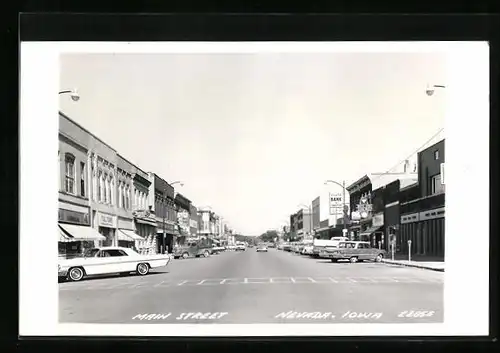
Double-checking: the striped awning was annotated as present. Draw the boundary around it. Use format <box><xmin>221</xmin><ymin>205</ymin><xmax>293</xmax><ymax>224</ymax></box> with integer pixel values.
<box><xmin>58</xmin><ymin>224</ymin><xmax>106</xmax><ymax>242</ymax></box>
<box><xmin>117</xmin><ymin>229</ymin><xmax>143</xmax><ymax>241</ymax></box>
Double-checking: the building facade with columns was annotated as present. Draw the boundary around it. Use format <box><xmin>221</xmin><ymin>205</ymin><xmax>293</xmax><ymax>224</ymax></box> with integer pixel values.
<box><xmin>131</xmin><ymin>166</ymin><xmax>157</xmax><ymax>254</ymax></box>
<box><xmin>149</xmin><ymin>173</ymin><xmax>177</xmax><ymax>254</ymax></box>
<box><xmin>189</xmin><ymin>204</ymin><xmax>198</xmax><ymax>238</ymax></box>
<box><xmin>175</xmin><ymin>193</ymin><xmax>192</xmax><ymax>245</ymax></box>
<box><xmin>58</xmin><ymin>112</ymin><xmax>105</xmax><ymax>258</ymax></box>
<box><xmin>114</xmin><ymin>155</ymin><xmax>142</xmax><ymax>249</ymax></box>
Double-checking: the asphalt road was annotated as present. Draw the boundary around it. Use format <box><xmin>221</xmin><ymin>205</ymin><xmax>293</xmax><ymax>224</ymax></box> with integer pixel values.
<box><xmin>59</xmin><ymin>248</ymin><xmax>444</xmax><ymax>324</ymax></box>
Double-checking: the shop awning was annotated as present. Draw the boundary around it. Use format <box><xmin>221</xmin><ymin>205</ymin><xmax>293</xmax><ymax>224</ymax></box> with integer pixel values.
<box><xmin>58</xmin><ymin>224</ymin><xmax>106</xmax><ymax>242</ymax></box>
<box><xmin>360</xmin><ymin>225</ymin><xmax>383</xmax><ymax>237</ymax></box>
<box><xmin>59</xmin><ymin>228</ymin><xmax>73</xmax><ymax>242</ymax></box>
<box><xmin>117</xmin><ymin>229</ymin><xmax>143</xmax><ymax>241</ymax></box>
<box><xmin>135</xmin><ymin>218</ymin><xmax>157</xmax><ymax>226</ymax></box>
<box><xmin>157</xmin><ymin>229</ymin><xmax>181</xmax><ymax>236</ymax></box>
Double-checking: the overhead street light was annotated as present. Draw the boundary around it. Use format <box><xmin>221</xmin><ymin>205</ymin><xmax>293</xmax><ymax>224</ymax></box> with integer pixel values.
<box><xmin>59</xmin><ymin>88</ymin><xmax>80</xmax><ymax>102</ymax></box>
<box><xmin>425</xmin><ymin>84</ymin><xmax>446</xmax><ymax>96</ymax></box>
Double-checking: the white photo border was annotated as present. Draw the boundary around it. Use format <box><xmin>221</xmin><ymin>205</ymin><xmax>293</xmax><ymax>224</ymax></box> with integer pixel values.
<box><xmin>19</xmin><ymin>41</ymin><xmax>490</xmax><ymax>336</ymax></box>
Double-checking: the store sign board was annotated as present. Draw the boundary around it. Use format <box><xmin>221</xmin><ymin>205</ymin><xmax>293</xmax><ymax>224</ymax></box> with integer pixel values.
<box><xmin>58</xmin><ymin>209</ymin><xmax>90</xmax><ymax>225</ymax></box>
<box><xmin>372</xmin><ymin>213</ymin><xmax>384</xmax><ymax>227</ymax></box>
<box><xmin>98</xmin><ymin>213</ymin><xmax>117</xmax><ymax>228</ymax></box>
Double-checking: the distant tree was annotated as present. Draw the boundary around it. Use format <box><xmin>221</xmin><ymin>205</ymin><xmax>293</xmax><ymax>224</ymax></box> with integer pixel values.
<box><xmin>259</xmin><ymin>230</ymin><xmax>278</xmax><ymax>243</ymax></box>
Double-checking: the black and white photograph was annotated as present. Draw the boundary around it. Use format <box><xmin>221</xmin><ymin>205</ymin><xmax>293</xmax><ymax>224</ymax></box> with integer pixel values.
<box><xmin>20</xmin><ymin>41</ymin><xmax>489</xmax><ymax>337</ymax></box>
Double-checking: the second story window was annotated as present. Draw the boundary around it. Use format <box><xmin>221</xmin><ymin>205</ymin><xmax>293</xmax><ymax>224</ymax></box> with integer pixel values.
<box><xmin>80</xmin><ymin>162</ymin><xmax>85</xmax><ymax>197</ymax></box>
<box><xmin>64</xmin><ymin>153</ymin><xmax>76</xmax><ymax>194</ymax></box>
<box><xmin>121</xmin><ymin>183</ymin><xmax>126</xmax><ymax>209</ymax></box>
<box><xmin>434</xmin><ymin>150</ymin><xmax>439</xmax><ymax>160</ymax></box>
<box><xmin>430</xmin><ymin>174</ymin><xmax>444</xmax><ymax>195</ymax></box>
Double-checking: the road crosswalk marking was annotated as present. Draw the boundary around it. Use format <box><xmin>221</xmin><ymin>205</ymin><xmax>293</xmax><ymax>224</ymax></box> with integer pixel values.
<box><xmin>59</xmin><ymin>276</ymin><xmax>443</xmax><ymax>291</ymax></box>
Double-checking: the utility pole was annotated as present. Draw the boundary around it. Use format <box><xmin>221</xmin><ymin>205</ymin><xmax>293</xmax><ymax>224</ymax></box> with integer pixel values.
<box><xmin>162</xmin><ymin>189</ymin><xmax>166</xmax><ymax>254</ymax></box>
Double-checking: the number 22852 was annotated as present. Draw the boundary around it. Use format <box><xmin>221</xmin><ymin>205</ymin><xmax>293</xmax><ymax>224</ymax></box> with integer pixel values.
<box><xmin>398</xmin><ymin>310</ymin><xmax>435</xmax><ymax>318</ymax></box>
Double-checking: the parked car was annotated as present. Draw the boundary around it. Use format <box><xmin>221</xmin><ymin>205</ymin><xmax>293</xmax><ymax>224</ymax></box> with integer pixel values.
<box><xmin>319</xmin><ymin>241</ymin><xmax>386</xmax><ymax>263</ymax></box>
<box><xmin>58</xmin><ymin>246</ymin><xmax>172</xmax><ymax>282</ymax></box>
<box><xmin>313</xmin><ymin>237</ymin><xmax>348</xmax><ymax>258</ymax></box>
<box><xmin>173</xmin><ymin>241</ymin><xmax>213</xmax><ymax>259</ymax></box>
<box><xmin>256</xmin><ymin>244</ymin><xmax>268</xmax><ymax>252</ymax></box>
<box><xmin>211</xmin><ymin>244</ymin><xmax>226</xmax><ymax>254</ymax></box>
<box><xmin>302</xmin><ymin>244</ymin><xmax>314</xmax><ymax>255</ymax></box>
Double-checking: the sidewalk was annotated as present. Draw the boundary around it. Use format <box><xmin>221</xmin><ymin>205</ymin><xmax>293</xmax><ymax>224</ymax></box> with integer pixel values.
<box><xmin>382</xmin><ymin>254</ymin><xmax>445</xmax><ymax>272</ymax></box>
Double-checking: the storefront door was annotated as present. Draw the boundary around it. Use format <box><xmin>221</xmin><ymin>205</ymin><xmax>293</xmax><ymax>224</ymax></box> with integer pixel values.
<box><xmin>99</xmin><ymin>227</ymin><xmax>112</xmax><ymax>246</ymax></box>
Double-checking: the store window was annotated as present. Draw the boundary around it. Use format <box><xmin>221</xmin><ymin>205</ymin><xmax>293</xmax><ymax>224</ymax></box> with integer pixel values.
<box><xmin>80</xmin><ymin>162</ymin><xmax>85</xmax><ymax>197</ymax></box>
<box><xmin>430</xmin><ymin>174</ymin><xmax>444</xmax><ymax>195</ymax></box>
<box><xmin>64</xmin><ymin>153</ymin><xmax>76</xmax><ymax>194</ymax></box>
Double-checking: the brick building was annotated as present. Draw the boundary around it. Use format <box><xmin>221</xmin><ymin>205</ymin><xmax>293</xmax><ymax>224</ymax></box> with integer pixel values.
<box><xmin>398</xmin><ymin>140</ymin><xmax>445</xmax><ymax>258</ymax></box>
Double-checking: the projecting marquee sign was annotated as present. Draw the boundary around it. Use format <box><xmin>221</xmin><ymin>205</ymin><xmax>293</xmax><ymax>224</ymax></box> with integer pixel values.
<box><xmin>356</xmin><ymin>196</ymin><xmax>373</xmax><ymax>219</ymax></box>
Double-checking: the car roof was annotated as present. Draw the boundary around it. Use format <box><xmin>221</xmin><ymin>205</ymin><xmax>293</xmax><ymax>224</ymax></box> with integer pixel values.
<box><xmin>92</xmin><ymin>246</ymin><xmax>130</xmax><ymax>251</ymax></box>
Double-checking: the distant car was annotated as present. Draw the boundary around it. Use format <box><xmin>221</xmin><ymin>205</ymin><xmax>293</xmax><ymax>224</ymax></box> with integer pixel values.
<box><xmin>256</xmin><ymin>244</ymin><xmax>268</xmax><ymax>252</ymax></box>
<box><xmin>268</xmin><ymin>243</ymin><xmax>276</xmax><ymax>248</ymax></box>
<box><xmin>235</xmin><ymin>244</ymin><xmax>246</xmax><ymax>251</ymax></box>
<box><xmin>173</xmin><ymin>242</ymin><xmax>212</xmax><ymax>259</ymax></box>
<box><xmin>58</xmin><ymin>246</ymin><xmax>172</xmax><ymax>282</ymax></box>
<box><xmin>319</xmin><ymin>241</ymin><xmax>386</xmax><ymax>263</ymax></box>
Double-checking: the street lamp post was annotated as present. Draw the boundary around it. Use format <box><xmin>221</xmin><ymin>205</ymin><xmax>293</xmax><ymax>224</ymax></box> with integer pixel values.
<box><xmin>324</xmin><ymin>180</ymin><xmax>348</xmax><ymax>236</ymax></box>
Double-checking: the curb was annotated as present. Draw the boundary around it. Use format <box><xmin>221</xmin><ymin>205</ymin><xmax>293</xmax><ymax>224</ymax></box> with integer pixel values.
<box><xmin>381</xmin><ymin>260</ymin><xmax>445</xmax><ymax>272</ymax></box>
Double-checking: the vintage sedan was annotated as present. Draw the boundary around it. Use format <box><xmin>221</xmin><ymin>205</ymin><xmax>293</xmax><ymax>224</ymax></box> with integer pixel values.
<box><xmin>58</xmin><ymin>246</ymin><xmax>172</xmax><ymax>282</ymax></box>
<box><xmin>319</xmin><ymin>241</ymin><xmax>386</xmax><ymax>263</ymax></box>
<box><xmin>256</xmin><ymin>244</ymin><xmax>268</xmax><ymax>252</ymax></box>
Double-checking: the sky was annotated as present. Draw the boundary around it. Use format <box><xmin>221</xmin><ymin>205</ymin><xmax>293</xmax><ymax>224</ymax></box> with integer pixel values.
<box><xmin>59</xmin><ymin>52</ymin><xmax>446</xmax><ymax>236</ymax></box>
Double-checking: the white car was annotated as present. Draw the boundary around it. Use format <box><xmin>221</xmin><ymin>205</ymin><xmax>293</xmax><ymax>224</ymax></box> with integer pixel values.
<box><xmin>58</xmin><ymin>246</ymin><xmax>172</xmax><ymax>282</ymax></box>
<box><xmin>301</xmin><ymin>244</ymin><xmax>314</xmax><ymax>255</ymax></box>
<box><xmin>256</xmin><ymin>244</ymin><xmax>268</xmax><ymax>252</ymax></box>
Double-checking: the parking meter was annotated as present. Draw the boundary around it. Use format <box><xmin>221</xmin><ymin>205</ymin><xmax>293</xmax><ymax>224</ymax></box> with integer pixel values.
<box><xmin>407</xmin><ymin>240</ymin><xmax>412</xmax><ymax>262</ymax></box>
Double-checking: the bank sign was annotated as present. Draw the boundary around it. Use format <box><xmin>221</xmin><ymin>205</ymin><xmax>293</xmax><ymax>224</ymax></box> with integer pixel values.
<box><xmin>329</xmin><ymin>193</ymin><xmax>343</xmax><ymax>215</ymax></box>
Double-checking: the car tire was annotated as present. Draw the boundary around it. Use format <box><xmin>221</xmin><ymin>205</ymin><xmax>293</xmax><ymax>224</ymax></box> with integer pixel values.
<box><xmin>349</xmin><ymin>257</ymin><xmax>358</xmax><ymax>263</ymax></box>
<box><xmin>136</xmin><ymin>263</ymin><xmax>150</xmax><ymax>276</ymax></box>
<box><xmin>67</xmin><ymin>267</ymin><xmax>84</xmax><ymax>282</ymax></box>
<box><xmin>182</xmin><ymin>252</ymin><xmax>189</xmax><ymax>259</ymax></box>
<box><xmin>203</xmin><ymin>250</ymin><xmax>210</xmax><ymax>258</ymax></box>
<box><xmin>375</xmin><ymin>254</ymin><xmax>383</xmax><ymax>262</ymax></box>
<box><xmin>331</xmin><ymin>259</ymin><xmax>338</xmax><ymax>263</ymax></box>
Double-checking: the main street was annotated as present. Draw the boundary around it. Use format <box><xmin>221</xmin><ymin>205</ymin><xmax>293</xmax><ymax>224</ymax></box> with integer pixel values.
<box><xmin>59</xmin><ymin>248</ymin><xmax>444</xmax><ymax>324</ymax></box>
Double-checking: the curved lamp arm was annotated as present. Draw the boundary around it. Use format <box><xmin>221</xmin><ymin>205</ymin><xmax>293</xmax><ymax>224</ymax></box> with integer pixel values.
<box><xmin>324</xmin><ymin>180</ymin><xmax>345</xmax><ymax>190</ymax></box>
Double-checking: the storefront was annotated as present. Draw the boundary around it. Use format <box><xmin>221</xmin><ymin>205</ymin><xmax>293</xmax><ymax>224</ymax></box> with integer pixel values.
<box><xmin>156</xmin><ymin>221</ymin><xmax>178</xmax><ymax>254</ymax></box>
<box><xmin>58</xmin><ymin>203</ymin><xmax>105</xmax><ymax>258</ymax></box>
<box><xmin>133</xmin><ymin>209</ymin><xmax>157</xmax><ymax>255</ymax></box>
<box><xmin>95</xmin><ymin>211</ymin><xmax>117</xmax><ymax>246</ymax></box>
<box><xmin>116</xmin><ymin>216</ymin><xmax>142</xmax><ymax>250</ymax></box>
<box><xmin>362</xmin><ymin>212</ymin><xmax>384</xmax><ymax>248</ymax></box>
